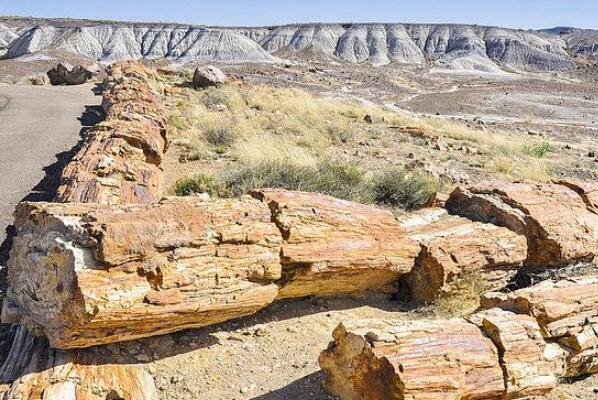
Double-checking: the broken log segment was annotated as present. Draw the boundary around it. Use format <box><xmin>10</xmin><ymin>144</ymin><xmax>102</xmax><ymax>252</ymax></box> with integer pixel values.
<box><xmin>319</xmin><ymin>277</ymin><xmax>598</xmax><ymax>400</ymax></box>
<box><xmin>251</xmin><ymin>189</ymin><xmax>420</xmax><ymax>299</ymax></box>
<box><xmin>399</xmin><ymin>208</ymin><xmax>527</xmax><ymax>302</ymax></box>
<box><xmin>55</xmin><ymin>60</ymin><xmax>168</xmax><ymax>205</ymax></box>
<box><xmin>482</xmin><ymin>276</ymin><xmax>598</xmax><ymax>377</ymax></box>
<box><xmin>3</xmin><ymin>197</ymin><xmax>282</xmax><ymax>348</ymax></box>
<box><xmin>319</xmin><ymin>318</ymin><xmax>505</xmax><ymax>400</ymax></box>
<box><xmin>446</xmin><ymin>181</ymin><xmax>598</xmax><ymax>267</ymax></box>
<box><xmin>468</xmin><ymin>309</ymin><xmax>562</xmax><ymax>398</ymax></box>
<box><xmin>0</xmin><ymin>326</ymin><xmax>157</xmax><ymax>400</ymax></box>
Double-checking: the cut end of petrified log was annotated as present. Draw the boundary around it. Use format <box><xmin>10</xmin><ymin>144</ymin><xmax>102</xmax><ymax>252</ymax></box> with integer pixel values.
<box><xmin>399</xmin><ymin>208</ymin><xmax>527</xmax><ymax>302</ymax></box>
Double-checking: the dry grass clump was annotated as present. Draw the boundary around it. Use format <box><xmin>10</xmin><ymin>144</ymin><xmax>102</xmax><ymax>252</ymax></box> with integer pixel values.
<box><xmin>373</xmin><ymin>168</ymin><xmax>439</xmax><ymax>210</ymax></box>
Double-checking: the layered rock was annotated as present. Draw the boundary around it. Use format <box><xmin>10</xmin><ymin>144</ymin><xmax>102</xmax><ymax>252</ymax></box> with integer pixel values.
<box><xmin>46</xmin><ymin>62</ymin><xmax>93</xmax><ymax>85</ymax></box>
<box><xmin>320</xmin><ymin>277</ymin><xmax>598</xmax><ymax>400</ymax></box>
<box><xmin>446</xmin><ymin>181</ymin><xmax>598</xmax><ymax>267</ymax></box>
<box><xmin>5</xmin><ymin>21</ymin><xmax>577</xmax><ymax>71</ymax></box>
<box><xmin>251</xmin><ymin>189</ymin><xmax>420</xmax><ymax>299</ymax></box>
<box><xmin>399</xmin><ymin>208</ymin><xmax>527</xmax><ymax>302</ymax></box>
<box><xmin>469</xmin><ymin>309</ymin><xmax>562</xmax><ymax>398</ymax></box>
<box><xmin>3</xmin><ymin>197</ymin><xmax>282</xmax><ymax>348</ymax></box>
<box><xmin>0</xmin><ymin>326</ymin><xmax>157</xmax><ymax>400</ymax></box>
<box><xmin>319</xmin><ymin>318</ymin><xmax>505</xmax><ymax>400</ymax></box>
<box><xmin>482</xmin><ymin>276</ymin><xmax>598</xmax><ymax>377</ymax></box>
<box><xmin>55</xmin><ymin>61</ymin><xmax>168</xmax><ymax>205</ymax></box>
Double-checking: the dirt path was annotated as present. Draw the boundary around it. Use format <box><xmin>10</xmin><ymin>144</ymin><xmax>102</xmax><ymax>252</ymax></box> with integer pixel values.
<box><xmin>0</xmin><ymin>83</ymin><xmax>100</xmax><ymax>262</ymax></box>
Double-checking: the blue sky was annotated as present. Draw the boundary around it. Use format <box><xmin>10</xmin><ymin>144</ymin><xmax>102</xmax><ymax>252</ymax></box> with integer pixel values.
<box><xmin>1</xmin><ymin>0</ymin><xmax>597</xmax><ymax>29</ymax></box>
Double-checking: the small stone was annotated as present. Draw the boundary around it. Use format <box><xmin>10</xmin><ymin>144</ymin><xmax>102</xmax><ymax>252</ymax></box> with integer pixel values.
<box><xmin>364</xmin><ymin>114</ymin><xmax>374</xmax><ymax>124</ymax></box>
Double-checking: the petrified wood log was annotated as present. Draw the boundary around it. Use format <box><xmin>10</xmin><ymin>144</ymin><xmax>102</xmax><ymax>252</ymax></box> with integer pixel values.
<box><xmin>55</xmin><ymin>61</ymin><xmax>168</xmax><ymax>205</ymax></box>
<box><xmin>0</xmin><ymin>326</ymin><xmax>157</xmax><ymax>400</ymax></box>
<box><xmin>3</xmin><ymin>197</ymin><xmax>282</xmax><ymax>348</ymax></box>
<box><xmin>399</xmin><ymin>208</ymin><xmax>527</xmax><ymax>302</ymax></box>
<box><xmin>468</xmin><ymin>309</ymin><xmax>562</xmax><ymax>398</ymax></box>
<box><xmin>319</xmin><ymin>318</ymin><xmax>505</xmax><ymax>400</ymax></box>
<box><xmin>482</xmin><ymin>276</ymin><xmax>598</xmax><ymax>377</ymax></box>
<box><xmin>251</xmin><ymin>189</ymin><xmax>420</xmax><ymax>299</ymax></box>
<box><xmin>446</xmin><ymin>181</ymin><xmax>598</xmax><ymax>267</ymax></box>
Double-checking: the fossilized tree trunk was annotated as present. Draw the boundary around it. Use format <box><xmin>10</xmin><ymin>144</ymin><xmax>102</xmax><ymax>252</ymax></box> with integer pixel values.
<box><xmin>398</xmin><ymin>208</ymin><xmax>527</xmax><ymax>302</ymax></box>
<box><xmin>55</xmin><ymin>60</ymin><xmax>167</xmax><ymax>205</ymax></box>
<box><xmin>0</xmin><ymin>60</ymin><xmax>165</xmax><ymax>399</ymax></box>
<box><xmin>320</xmin><ymin>277</ymin><xmax>598</xmax><ymax>400</ymax></box>
<box><xmin>251</xmin><ymin>189</ymin><xmax>420</xmax><ymax>299</ymax></box>
<box><xmin>446</xmin><ymin>181</ymin><xmax>598</xmax><ymax>267</ymax></box>
<box><xmin>482</xmin><ymin>276</ymin><xmax>598</xmax><ymax>377</ymax></box>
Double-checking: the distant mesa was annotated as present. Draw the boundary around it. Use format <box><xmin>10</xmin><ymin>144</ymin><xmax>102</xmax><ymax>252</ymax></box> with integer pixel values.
<box><xmin>1</xmin><ymin>17</ymin><xmax>597</xmax><ymax>72</ymax></box>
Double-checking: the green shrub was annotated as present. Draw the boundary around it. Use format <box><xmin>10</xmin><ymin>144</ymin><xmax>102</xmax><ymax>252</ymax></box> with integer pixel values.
<box><xmin>201</xmin><ymin>86</ymin><xmax>246</xmax><ymax>112</ymax></box>
<box><xmin>172</xmin><ymin>173</ymin><xmax>228</xmax><ymax>197</ymax></box>
<box><xmin>373</xmin><ymin>168</ymin><xmax>439</xmax><ymax>210</ymax></box>
<box><xmin>524</xmin><ymin>141</ymin><xmax>552</xmax><ymax>158</ymax></box>
<box><xmin>219</xmin><ymin>159</ymin><xmax>368</xmax><ymax>201</ymax></box>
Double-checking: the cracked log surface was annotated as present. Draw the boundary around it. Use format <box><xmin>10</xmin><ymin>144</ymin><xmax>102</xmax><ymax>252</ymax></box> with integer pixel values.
<box><xmin>482</xmin><ymin>276</ymin><xmax>598</xmax><ymax>377</ymax></box>
<box><xmin>55</xmin><ymin>61</ymin><xmax>167</xmax><ymax>205</ymax></box>
<box><xmin>399</xmin><ymin>208</ymin><xmax>527</xmax><ymax>302</ymax></box>
<box><xmin>446</xmin><ymin>181</ymin><xmax>598</xmax><ymax>267</ymax></box>
<box><xmin>3</xmin><ymin>197</ymin><xmax>282</xmax><ymax>348</ymax></box>
<box><xmin>251</xmin><ymin>189</ymin><xmax>420</xmax><ymax>299</ymax></box>
<box><xmin>320</xmin><ymin>277</ymin><xmax>598</xmax><ymax>400</ymax></box>
<box><xmin>2</xmin><ymin>189</ymin><xmax>423</xmax><ymax>348</ymax></box>
<box><xmin>319</xmin><ymin>318</ymin><xmax>505</xmax><ymax>400</ymax></box>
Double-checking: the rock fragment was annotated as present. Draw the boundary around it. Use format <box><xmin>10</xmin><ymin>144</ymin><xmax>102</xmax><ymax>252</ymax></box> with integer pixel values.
<box><xmin>193</xmin><ymin>65</ymin><xmax>227</xmax><ymax>88</ymax></box>
<box><xmin>47</xmin><ymin>62</ymin><xmax>94</xmax><ymax>85</ymax></box>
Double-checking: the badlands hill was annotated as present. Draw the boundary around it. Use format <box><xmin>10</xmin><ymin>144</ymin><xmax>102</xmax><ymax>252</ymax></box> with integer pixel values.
<box><xmin>0</xmin><ymin>17</ymin><xmax>598</xmax><ymax>72</ymax></box>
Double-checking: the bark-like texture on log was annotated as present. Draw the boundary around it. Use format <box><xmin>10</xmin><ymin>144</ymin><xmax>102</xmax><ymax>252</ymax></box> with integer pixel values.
<box><xmin>55</xmin><ymin>60</ymin><xmax>168</xmax><ymax>205</ymax></box>
<box><xmin>482</xmin><ymin>276</ymin><xmax>598</xmax><ymax>377</ymax></box>
<box><xmin>3</xmin><ymin>197</ymin><xmax>282</xmax><ymax>348</ymax></box>
<box><xmin>469</xmin><ymin>309</ymin><xmax>561</xmax><ymax>398</ymax></box>
<box><xmin>446</xmin><ymin>181</ymin><xmax>598</xmax><ymax>267</ymax></box>
<box><xmin>399</xmin><ymin>208</ymin><xmax>527</xmax><ymax>302</ymax></box>
<box><xmin>251</xmin><ymin>189</ymin><xmax>420</xmax><ymax>299</ymax></box>
<box><xmin>0</xmin><ymin>326</ymin><xmax>156</xmax><ymax>400</ymax></box>
<box><xmin>319</xmin><ymin>319</ymin><xmax>505</xmax><ymax>400</ymax></box>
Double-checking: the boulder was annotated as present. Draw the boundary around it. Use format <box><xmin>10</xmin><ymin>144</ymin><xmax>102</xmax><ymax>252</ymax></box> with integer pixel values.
<box><xmin>47</xmin><ymin>62</ymin><xmax>94</xmax><ymax>85</ymax></box>
<box><xmin>251</xmin><ymin>189</ymin><xmax>420</xmax><ymax>299</ymax></box>
<box><xmin>399</xmin><ymin>208</ymin><xmax>527</xmax><ymax>302</ymax></box>
<box><xmin>192</xmin><ymin>65</ymin><xmax>227</xmax><ymax>88</ymax></box>
<box><xmin>446</xmin><ymin>181</ymin><xmax>598</xmax><ymax>267</ymax></box>
<box><xmin>3</xmin><ymin>197</ymin><xmax>282</xmax><ymax>348</ymax></box>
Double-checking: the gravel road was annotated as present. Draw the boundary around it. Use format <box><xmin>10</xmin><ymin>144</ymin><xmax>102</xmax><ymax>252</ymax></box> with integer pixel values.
<box><xmin>0</xmin><ymin>83</ymin><xmax>100</xmax><ymax>262</ymax></box>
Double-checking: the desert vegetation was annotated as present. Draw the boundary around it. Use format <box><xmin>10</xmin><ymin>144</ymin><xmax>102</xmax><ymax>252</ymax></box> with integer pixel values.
<box><xmin>163</xmin><ymin>75</ymin><xmax>564</xmax><ymax>210</ymax></box>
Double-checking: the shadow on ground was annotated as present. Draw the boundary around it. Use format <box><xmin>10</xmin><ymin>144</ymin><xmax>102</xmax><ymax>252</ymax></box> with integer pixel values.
<box><xmin>251</xmin><ymin>372</ymin><xmax>334</xmax><ymax>400</ymax></box>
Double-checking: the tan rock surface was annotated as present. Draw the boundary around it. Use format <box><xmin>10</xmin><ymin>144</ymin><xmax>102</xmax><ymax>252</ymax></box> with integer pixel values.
<box><xmin>3</xmin><ymin>196</ymin><xmax>282</xmax><ymax>348</ymax></box>
<box><xmin>0</xmin><ymin>326</ymin><xmax>156</xmax><ymax>400</ymax></box>
<box><xmin>251</xmin><ymin>189</ymin><xmax>420</xmax><ymax>299</ymax></box>
<box><xmin>469</xmin><ymin>309</ymin><xmax>561</xmax><ymax>399</ymax></box>
<box><xmin>482</xmin><ymin>276</ymin><xmax>598</xmax><ymax>377</ymax></box>
<box><xmin>400</xmin><ymin>208</ymin><xmax>527</xmax><ymax>302</ymax></box>
<box><xmin>55</xmin><ymin>60</ymin><xmax>168</xmax><ymax>205</ymax></box>
<box><xmin>446</xmin><ymin>182</ymin><xmax>598</xmax><ymax>267</ymax></box>
<box><xmin>319</xmin><ymin>318</ymin><xmax>505</xmax><ymax>400</ymax></box>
